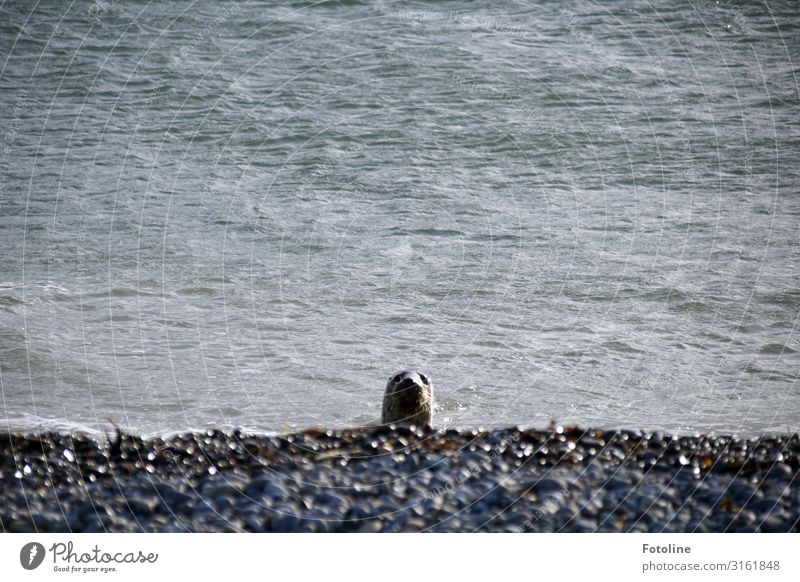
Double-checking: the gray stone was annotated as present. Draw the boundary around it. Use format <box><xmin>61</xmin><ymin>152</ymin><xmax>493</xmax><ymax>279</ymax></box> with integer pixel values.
<box><xmin>532</xmin><ymin>477</ymin><xmax>567</xmax><ymax>495</ymax></box>
<box><xmin>270</xmin><ymin>513</ymin><xmax>299</xmax><ymax>532</ymax></box>
<box><xmin>759</xmin><ymin>512</ymin><xmax>792</xmax><ymax>533</ymax></box>
<box><xmin>127</xmin><ymin>496</ymin><xmax>160</xmax><ymax>515</ymax></box>
<box><xmin>263</xmin><ymin>481</ymin><xmax>288</xmax><ymax>501</ymax></box>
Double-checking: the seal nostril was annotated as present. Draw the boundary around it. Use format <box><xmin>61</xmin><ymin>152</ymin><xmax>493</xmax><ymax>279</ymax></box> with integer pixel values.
<box><xmin>419</xmin><ymin>374</ymin><xmax>429</xmax><ymax>385</ymax></box>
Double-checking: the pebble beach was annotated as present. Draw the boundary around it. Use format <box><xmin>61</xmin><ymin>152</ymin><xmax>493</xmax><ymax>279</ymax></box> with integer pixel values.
<box><xmin>1</xmin><ymin>426</ymin><xmax>798</xmax><ymax>533</ymax></box>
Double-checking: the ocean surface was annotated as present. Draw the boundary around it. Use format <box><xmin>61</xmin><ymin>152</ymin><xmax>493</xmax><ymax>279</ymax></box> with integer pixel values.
<box><xmin>0</xmin><ymin>1</ymin><xmax>798</xmax><ymax>436</ymax></box>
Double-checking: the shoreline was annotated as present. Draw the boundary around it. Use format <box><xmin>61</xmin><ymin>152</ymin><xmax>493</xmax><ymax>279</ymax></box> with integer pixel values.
<box><xmin>1</xmin><ymin>426</ymin><xmax>798</xmax><ymax>532</ymax></box>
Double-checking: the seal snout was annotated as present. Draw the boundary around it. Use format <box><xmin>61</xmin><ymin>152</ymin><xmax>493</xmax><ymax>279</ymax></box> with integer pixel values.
<box><xmin>397</xmin><ymin>377</ymin><xmax>417</xmax><ymax>389</ymax></box>
<box><xmin>395</xmin><ymin>372</ymin><xmax>422</xmax><ymax>390</ymax></box>
<box><xmin>392</xmin><ymin>370</ymin><xmax>429</xmax><ymax>388</ymax></box>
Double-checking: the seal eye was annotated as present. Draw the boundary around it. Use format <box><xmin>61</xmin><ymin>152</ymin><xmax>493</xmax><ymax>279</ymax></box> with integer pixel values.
<box><xmin>419</xmin><ymin>374</ymin><xmax>429</xmax><ymax>385</ymax></box>
<box><xmin>393</xmin><ymin>375</ymin><xmax>401</xmax><ymax>384</ymax></box>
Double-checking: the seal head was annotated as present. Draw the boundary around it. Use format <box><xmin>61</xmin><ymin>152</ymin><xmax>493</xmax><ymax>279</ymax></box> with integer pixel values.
<box><xmin>382</xmin><ymin>369</ymin><xmax>433</xmax><ymax>427</ymax></box>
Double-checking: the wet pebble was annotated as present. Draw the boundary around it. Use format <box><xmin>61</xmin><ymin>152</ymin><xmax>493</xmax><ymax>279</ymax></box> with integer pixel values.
<box><xmin>127</xmin><ymin>496</ymin><xmax>160</xmax><ymax>515</ymax></box>
<box><xmin>1</xmin><ymin>426</ymin><xmax>798</xmax><ymax>532</ymax></box>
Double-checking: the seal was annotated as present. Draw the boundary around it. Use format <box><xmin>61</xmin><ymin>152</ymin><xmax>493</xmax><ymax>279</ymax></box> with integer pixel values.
<box><xmin>382</xmin><ymin>369</ymin><xmax>433</xmax><ymax>427</ymax></box>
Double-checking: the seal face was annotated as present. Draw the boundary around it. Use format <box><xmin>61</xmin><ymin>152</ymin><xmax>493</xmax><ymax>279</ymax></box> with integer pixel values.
<box><xmin>382</xmin><ymin>369</ymin><xmax>433</xmax><ymax>427</ymax></box>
